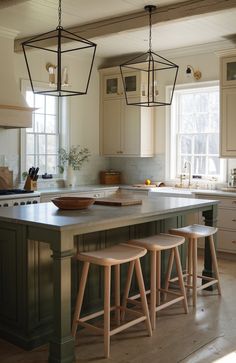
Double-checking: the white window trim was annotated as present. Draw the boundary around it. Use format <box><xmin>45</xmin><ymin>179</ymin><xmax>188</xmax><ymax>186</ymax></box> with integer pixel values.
<box><xmin>20</xmin><ymin>79</ymin><xmax>70</xmax><ymax>179</ymax></box>
<box><xmin>165</xmin><ymin>80</ymin><xmax>227</xmax><ymax>183</ymax></box>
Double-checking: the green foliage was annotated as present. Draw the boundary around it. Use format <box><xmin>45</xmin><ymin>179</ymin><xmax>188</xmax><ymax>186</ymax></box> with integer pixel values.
<box><xmin>58</xmin><ymin>145</ymin><xmax>91</xmax><ymax>172</ymax></box>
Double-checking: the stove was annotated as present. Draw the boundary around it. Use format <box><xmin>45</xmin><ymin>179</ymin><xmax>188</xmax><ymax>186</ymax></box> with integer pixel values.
<box><xmin>0</xmin><ymin>189</ymin><xmax>41</xmax><ymax>207</ymax></box>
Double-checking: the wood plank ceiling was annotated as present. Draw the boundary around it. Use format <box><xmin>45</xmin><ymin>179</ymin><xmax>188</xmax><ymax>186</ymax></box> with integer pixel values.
<box><xmin>0</xmin><ymin>0</ymin><xmax>236</xmax><ymax>57</ymax></box>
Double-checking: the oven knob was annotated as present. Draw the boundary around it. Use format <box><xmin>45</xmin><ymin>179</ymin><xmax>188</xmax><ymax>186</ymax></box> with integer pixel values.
<box><xmin>3</xmin><ymin>203</ymin><xmax>9</xmax><ymax>207</ymax></box>
<box><xmin>14</xmin><ymin>202</ymin><xmax>19</xmax><ymax>206</ymax></box>
<box><xmin>20</xmin><ymin>202</ymin><xmax>26</xmax><ymax>205</ymax></box>
<box><xmin>26</xmin><ymin>201</ymin><xmax>31</xmax><ymax>204</ymax></box>
<box><xmin>33</xmin><ymin>200</ymin><xmax>38</xmax><ymax>204</ymax></box>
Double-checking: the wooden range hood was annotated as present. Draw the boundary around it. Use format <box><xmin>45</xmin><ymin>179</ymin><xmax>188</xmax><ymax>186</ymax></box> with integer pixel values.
<box><xmin>0</xmin><ymin>28</ymin><xmax>34</xmax><ymax>129</ymax></box>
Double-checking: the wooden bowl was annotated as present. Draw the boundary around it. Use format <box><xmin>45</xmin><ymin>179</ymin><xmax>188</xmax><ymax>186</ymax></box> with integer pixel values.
<box><xmin>52</xmin><ymin>196</ymin><xmax>95</xmax><ymax>210</ymax></box>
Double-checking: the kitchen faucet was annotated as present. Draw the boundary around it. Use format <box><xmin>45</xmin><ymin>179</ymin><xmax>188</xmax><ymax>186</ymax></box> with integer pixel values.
<box><xmin>184</xmin><ymin>161</ymin><xmax>192</xmax><ymax>188</ymax></box>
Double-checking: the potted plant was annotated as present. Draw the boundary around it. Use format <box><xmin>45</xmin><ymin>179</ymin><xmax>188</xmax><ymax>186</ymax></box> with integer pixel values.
<box><xmin>58</xmin><ymin>145</ymin><xmax>90</xmax><ymax>187</ymax></box>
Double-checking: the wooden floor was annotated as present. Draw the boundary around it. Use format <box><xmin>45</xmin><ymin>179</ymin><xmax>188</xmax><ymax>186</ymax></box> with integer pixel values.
<box><xmin>0</xmin><ymin>257</ymin><xmax>235</xmax><ymax>363</ymax></box>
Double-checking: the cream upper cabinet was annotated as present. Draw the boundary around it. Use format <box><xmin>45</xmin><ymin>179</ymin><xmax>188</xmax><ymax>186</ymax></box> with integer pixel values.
<box><xmin>100</xmin><ymin>67</ymin><xmax>154</xmax><ymax>157</ymax></box>
<box><xmin>220</xmin><ymin>54</ymin><xmax>236</xmax><ymax>157</ymax></box>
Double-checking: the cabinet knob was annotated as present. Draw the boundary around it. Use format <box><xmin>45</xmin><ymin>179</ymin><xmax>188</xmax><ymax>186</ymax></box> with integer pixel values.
<box><xmin>232</xmin><ymin>201</ymin><xmax>236</xmax><ymax>204</ymax></box>
<box><xmin>232</xmin><ymin>219</ymin><xmax>236</xmax><ymax>222</ymax></box>
<box><xmin>232</xmin><ymin>240</ymin><xmax>236</xmax><ymax>244</ymax></box>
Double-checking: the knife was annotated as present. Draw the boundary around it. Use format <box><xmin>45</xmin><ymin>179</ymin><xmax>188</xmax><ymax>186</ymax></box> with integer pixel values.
<box><xmin>29</xmin><ymin>167</ymin><xmax>35</xmax><ymax>179</ymax></box>
<box><xmin>33</xmin><ymin>167</ymin><xmax>39</xmax><ymax>180</ymax></box>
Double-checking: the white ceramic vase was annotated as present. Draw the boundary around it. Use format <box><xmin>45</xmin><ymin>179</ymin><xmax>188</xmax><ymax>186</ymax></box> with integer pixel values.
<box><xmin>65</xmin><ymin>165</ymin><xmax>76</xmax><ymax>188</ymax></box>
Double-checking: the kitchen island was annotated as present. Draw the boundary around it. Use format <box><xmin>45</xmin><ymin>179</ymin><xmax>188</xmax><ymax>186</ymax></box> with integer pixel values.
<box><xmin>0</xmin><ymin>195</ymin><xmax>218</xmax><ymax>363</ymax></box>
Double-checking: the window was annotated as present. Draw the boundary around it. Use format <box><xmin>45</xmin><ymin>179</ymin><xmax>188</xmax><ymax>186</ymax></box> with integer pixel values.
<box><xmin>167</xmin><ymin>82</ymin><xmax>225</xmax><ymax>181</ymax></box>
<box><xmin>21</xmin><ymin>81</ymin><xmax>63</xmax><ymax>176</ymax></box>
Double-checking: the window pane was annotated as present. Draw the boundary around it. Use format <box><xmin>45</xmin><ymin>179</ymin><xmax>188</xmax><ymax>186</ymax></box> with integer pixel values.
<box><xmin>195</xmin><ymin>113</ymin><xmax>208</xmax><ymax>133</ymax></box>
<box><xmin>47</xmin><ymin>135</ymin><xmax>57</xmax><ymax>153</ymax></box>
<box><xmin>208</xmin><ymin>134</ymin><xmax>219</xmax><ymax>154</ymax></box>
<box><xmin>180</xmin><ymin>115</ymin><xmax>195</xmax><ymax>133</ymax></box>
<box><xmin>38</xmin><ymin>155</ymin><xmax>46</xmax><ymax>174</ymax></box>
<box><xmin>45</xmin><ymin>115</ymin><xmax>57</xmax><ymax>133</ymax></box>
<box><xmin>35</xmin><ymin>114</ymin><xmax>45</xmax><ymax>133</ymax></box>
<box><xmin>195</xmin><ymin>93</ymin><xmax>208</xmax><ymax>112</ymax></box>
<box><xmin>38</xmin><ymin>135</ymin><xmax>46</xmax><ymax>154</ymax></box>
<box><xmin>35</xmin><ymin>94</ymin><xmax>45</xmax><ymax>113</ymax></box>
<box><xmin>193</xmin><ymin>156</ymin><xmax>206</xmax><ymax>174</ymax></box>
<box><xmin>47</xmin><ymin>155</ymin><xmax>57</xmax><ymax>174</ymax></box>
<box><xmin>180</xmin><ymin>135</ymin><xmax>192</xmax><ymax>154</ymax></box>
<box><xmin>208</xmin><ymin>157</ymin><xmax>220</xmax><ymax>175</ymax></box>
<box><xmin>194</xmin><ymin>135</ymin><xmax>206</xmax><ymax>154</ymax></box>
<box><xmin>26</xmin><ymin>133</ymin><xmax>34</xmax><ymax>154</ymax></box>
<box><xmin>26</xmin><ymin>155</ymin><xmax>35</xmax><ymax>171</ymax></box>
<box><xmin>46</xmin><ymin>96</ymin><xmax>57</xmax><ymax>115</ymax></box>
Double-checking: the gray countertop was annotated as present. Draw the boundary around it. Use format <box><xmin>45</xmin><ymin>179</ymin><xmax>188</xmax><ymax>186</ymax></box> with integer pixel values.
<box><xmin>0</xmin><ymin>195</ymin><xmax>218</xmax><ymax>233</ymax></box>
<box><xmin>120</xmin><ymin>185</ymin><xmax>236</xmax><ymax>198</ymax></box>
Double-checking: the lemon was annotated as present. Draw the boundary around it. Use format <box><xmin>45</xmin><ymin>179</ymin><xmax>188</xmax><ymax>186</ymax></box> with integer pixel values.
<box><xmin>145</xmin><ymin>179</ymin><xmax>151</xmax><ymax>185</ymax></box>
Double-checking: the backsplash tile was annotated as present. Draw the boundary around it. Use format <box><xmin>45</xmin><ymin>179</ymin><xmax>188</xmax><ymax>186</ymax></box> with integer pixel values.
<box><xmin>108</xmin><ymin>155</ymin><xmax>165</xmax><ymax>184</ymax></box>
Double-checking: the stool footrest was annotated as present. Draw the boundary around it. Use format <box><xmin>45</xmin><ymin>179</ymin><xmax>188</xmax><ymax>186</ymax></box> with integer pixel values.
<box><xmin>110</xmin><ymin>316</ymin><xmax>146</xmax><ymax>336</ymax></box>
<box><xmin>155</xmin><ymin>296</ymin><xmax>185</xmax><ymax>311</ymax></box>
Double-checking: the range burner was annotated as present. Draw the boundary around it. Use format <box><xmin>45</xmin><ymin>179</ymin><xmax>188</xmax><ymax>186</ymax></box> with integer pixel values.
<box><xmin>0</xmin><ymin>189</ymin><xmax>34</xmax><ymax>195</ymax></box>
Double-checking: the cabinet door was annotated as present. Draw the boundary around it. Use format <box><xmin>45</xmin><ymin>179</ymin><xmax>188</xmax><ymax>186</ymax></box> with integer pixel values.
<box><xmin>220</xmin><ymin>87</ymin><xmax>236</xmax><ymax>157</ymax></box>
<box><xmin>102</xmin><ymin>99</ymin><xmax>121</xmax><ymax>155</ymax></box>
<box><xmin>221</xmin><ymin>56</ymin><xmax>236</xmax><ymax>87</ymax></box>
<box><xmin>103</xmin><ymin>74</ymin><xmax>122</xmax><ymax>99</ymax></box>
<box><xmin>121</xmin><ymin>100</ymin><xmax>140</xmax><ymax>155</ymax></box>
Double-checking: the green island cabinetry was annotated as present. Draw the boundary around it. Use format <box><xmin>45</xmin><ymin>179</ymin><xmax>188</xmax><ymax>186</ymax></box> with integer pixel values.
<box><xmin>0</xmin><ymin>195</ymin><xmax>218</xmax><ymax>363</ymax></box>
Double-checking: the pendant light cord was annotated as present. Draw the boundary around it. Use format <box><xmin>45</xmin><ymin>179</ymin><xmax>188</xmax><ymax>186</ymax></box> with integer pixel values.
<box><xmin>149</xmin><ymin>7</ymin><xmax>152</xmax><ymax>52</ymax></box>
<box><xmin>58</xmin><ymin>0</ymin><xmax>62</xmax><ymax>28</ymax></box>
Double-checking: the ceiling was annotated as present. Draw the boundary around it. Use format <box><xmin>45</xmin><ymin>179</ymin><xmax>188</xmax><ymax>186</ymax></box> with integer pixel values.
<box><xmin>0</xmin><ymin>0</ymin><xmax>236</xmax><ymax>58</ymax></box>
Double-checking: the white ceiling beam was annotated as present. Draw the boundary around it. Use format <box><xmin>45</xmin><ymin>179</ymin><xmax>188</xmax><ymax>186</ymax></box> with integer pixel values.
<box><xmin>0</xmin><ymin>0</ymin><xmax>30</xmax><ymax>9</ymax></box>
<box><xmin>14</xmin><ymin>0</ymin><xmax>236</xmax><ymax>52</ymax></box>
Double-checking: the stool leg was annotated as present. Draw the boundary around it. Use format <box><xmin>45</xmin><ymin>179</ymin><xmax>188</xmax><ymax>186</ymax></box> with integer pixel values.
<box><xmin>209</xmin><ymin>235</ymin><xmax>222</xmax><ymax>295</ymax></box>
<box><xmin>156</xmin><ymin>251</ymin><xmax>161</xmax><ymax>306</ymax></box>
<box><xmin>114</xmin><ymin>264</ymin><xmax>121</xmax><ymax>325</ymax></box>
<box><xmin>134</xmin><ymin>259</ymin><xmax>152</xmax><ymax>337</ymax></box>
<box><xmin>104</xmin><ymin>265</ymin><xmax>111</xmax><ymax>358</ymax></box>
<box><xmin>150</xmin><ymin>250</ymin><xmax>157</xmax><ymax>330</ymax></box>
<box><xmin>121</xmin><ymin>260</ymin><xmax>135</xmax><ymax>321</ymax></box>
<box><xmin>192</xmin><ymin>238</ymin><xmax>198</xmax><ymax>307</ymax></box>
<box><xmin>187</xmin><ymin>238</ymin><xmax>193</xmax><ymax>291</ymax></box>
<box><xmin>72</xmin><ymin>261</ymin><xmax>90</xmax><ymax>337</ymax></box>
<box><xmin>174</xmin><ymin>247</ymin><xmax>189</xmax><ymax>314</ymax></box>
<box><xmin>163</xmin><ymin>249</ymin><xmax>174</xmax><ymax>302</ymax></box>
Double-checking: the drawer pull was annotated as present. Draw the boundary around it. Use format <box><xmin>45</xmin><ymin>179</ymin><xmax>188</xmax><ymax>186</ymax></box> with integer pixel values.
<box><xmin>232</xmin><ymin>219</ymin><xmax>236</xmax><ymax>222</ymax></box>
<box><xmin>232</xmin><ymin>241</ymin><xmax>236</xmax><ymax>244</ymax></box>
<box><xmin>233</xmin><ymin>201</ymin><xmax>236</xmax><ymax>204</ymax></box>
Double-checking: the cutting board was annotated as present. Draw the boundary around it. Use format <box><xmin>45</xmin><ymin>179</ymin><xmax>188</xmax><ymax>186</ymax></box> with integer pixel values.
<box><xmin>133</xmin><ymin>184</ymin><xmax>157</xmax><ymax>188</ymax></box>
<box><xmin>94</xmin><ymin>198</ymin><xmax>142</xmax><ymax>206</ymax></box>
<box><xmin>0</xmin><ymin>167</ymin><xmax>13</xmax><ymax>189</ymax></box>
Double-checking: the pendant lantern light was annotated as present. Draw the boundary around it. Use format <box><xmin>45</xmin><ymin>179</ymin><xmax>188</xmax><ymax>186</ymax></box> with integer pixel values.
<box><xmin>120</xmin><ymin>5</ymin><xmax>178</xmax><ymax>107</ymax></box>
<box><xmin>22</xmin><ymin>0</ymin><xmax>97</xmax><ymax>97</ymax></box>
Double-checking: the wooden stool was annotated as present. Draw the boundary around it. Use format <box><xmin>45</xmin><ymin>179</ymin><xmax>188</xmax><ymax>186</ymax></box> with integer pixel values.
<box><xmin>127</xmin><ymin>233</ymin><xmax>189</xmax><ymax>330</ymax></box>
<box><xmin>169</xmin><ymin>224</ymin><xmax>221</xmax><ymax>307</ymax></box>
<box><xmin>72</xmin><ymin>243</ymin><xmax>152</xmax><ymax>358</ymax></box>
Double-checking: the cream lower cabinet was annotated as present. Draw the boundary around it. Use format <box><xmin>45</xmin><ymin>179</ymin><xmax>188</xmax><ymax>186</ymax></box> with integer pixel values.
<box><xmin>196</xmin><ymin>194</ymin><xmax>236</xmax><ymax>253</ymax></box>
<box><xmin>101</xmin><ymin>98</ymin><xmax>154</xmax><ymax>157</ymax></box>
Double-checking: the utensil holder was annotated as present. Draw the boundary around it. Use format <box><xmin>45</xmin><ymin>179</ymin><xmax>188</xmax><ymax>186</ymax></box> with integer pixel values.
<box><xmin>24</xmin><ymin>176</ymin><xmax>37</xmax><ymax>191</ymax></box>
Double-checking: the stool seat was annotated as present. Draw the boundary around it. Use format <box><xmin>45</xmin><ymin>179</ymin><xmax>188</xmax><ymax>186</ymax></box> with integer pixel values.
<box><xmin>129</xmin><ymin>233</ymin><xmax>185</xmax><ymax>251</ymax></box>
<box><xmin>170</xmin><ymin>224</ymin><xmax>217</xmax><ymax>239</ymax></box>
<box><xmin>77</xmin><ymin>243</ymin><xmax>147</xmax><ymax>266</ymax></box>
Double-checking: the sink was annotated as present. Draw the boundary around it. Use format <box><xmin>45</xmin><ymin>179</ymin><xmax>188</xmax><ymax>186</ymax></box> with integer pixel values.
<box><xmin>149</xmin><ymin>187</ymin><xmax>194</xmax><ymax>197</ymax></box>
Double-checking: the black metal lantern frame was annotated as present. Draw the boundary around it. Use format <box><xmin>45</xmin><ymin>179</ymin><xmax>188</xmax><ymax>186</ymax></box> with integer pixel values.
<box><xmin>22</xmin><ymin>0</ymin><xmax>96</xmax><ymax>97</ymax></box>
<box><xmin>120</xmin><ymin>5</ymin><xmax>179</xmax><ymax>107</ymax></box>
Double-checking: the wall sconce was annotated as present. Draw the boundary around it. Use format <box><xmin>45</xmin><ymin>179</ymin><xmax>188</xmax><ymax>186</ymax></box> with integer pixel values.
<box><xmin>186</xmin><ymin>65</ymin><xmax>202</xmax><ymax>81</ymax></box>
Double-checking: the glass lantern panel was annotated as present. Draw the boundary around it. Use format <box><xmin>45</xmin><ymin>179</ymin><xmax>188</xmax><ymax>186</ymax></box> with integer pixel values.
<box><xmin>124</xmin><ymin>75</ymin><xmax>136</xmax><ymax>92</ymax></box>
